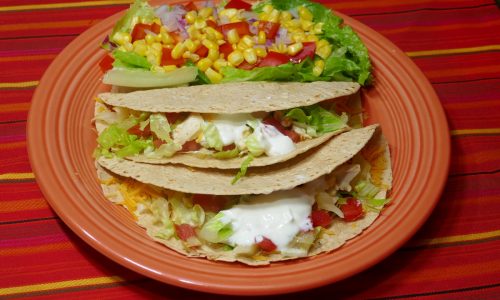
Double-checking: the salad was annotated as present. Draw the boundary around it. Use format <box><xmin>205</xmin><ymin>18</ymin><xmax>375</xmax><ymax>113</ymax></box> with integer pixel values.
<box><xmin>100</xmin><ymin>0</ymin><xmax>372</xmax><ymax>87</ymax></box>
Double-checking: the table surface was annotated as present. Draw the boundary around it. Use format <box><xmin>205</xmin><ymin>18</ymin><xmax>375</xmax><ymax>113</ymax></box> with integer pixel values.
<box><xmin>1</xmin><ymin>0</ymin><xmax>500</xmax><ymax>299</ymax></box>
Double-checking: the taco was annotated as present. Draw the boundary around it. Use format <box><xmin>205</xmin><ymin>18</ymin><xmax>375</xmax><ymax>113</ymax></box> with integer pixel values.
<box><xmin>96</xmin><ymin>126</ymin><xmax>391</xmax><ymax>265</ymax></box>
<box><xmin>94</xmin><ymin>81</ymin><xmax>361</xmax><ymax>170</ymax></box>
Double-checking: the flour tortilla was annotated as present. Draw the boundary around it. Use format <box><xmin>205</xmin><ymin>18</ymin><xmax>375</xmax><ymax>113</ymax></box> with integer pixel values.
<box><xmin>98</xmin><ymin>81</ymin><xmax>360</xmax><ymax>114</ymax></box>
<box><xmin>98</xmin><ymin>125</ymin><xmax>378</xmax><ymax>195</ymax></box>
<box><xmin>96</xmin><ymin>126</ymin><xmax>391</xmax><ymax>265</ymax></box>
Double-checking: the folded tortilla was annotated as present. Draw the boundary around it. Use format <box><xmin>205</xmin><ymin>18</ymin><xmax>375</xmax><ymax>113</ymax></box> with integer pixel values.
<box><xmin>96</xmin><ymin>126</ymin><xmax>391</xmax><ymax>265</ymax></box>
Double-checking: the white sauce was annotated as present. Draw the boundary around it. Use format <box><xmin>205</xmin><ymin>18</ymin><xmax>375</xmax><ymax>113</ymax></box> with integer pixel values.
<box><xmin>211</xmin><ymin>114</ymin><xmax>252</xmax><ymax>147</ymax></box>
<box><xmin>220</xmin><ymin>189</ymin><xmax>314</xmax><ymax>251</ymax></box>
<box><xmin>260</xmin><ymin>123</ymin><xmax>295</xmax><ymax>156</ymax></box>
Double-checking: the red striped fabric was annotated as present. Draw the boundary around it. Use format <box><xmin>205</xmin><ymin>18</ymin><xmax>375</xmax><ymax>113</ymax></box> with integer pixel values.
<box><xmin>1</xmin><ymin>0</ymin><xmax>499</xmax><ymax>298</ymax></box>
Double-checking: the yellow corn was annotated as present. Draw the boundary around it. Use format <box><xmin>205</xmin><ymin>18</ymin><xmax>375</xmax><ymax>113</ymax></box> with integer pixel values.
<box><xmin>316</xmin><ymin>43</ymin><xmax>332</xmax><ymax>59</ymax></box>
<box><xmin>123</xmin><ymin>42</ymin><xmax>133</xmax><ymax>51</ymax></box>
<box><xmin>284</xmin><ymin>19</ymin><xmax>301</xmax><ymax>29</ymax></box>
<box><xmin>171</xmin><ymin>42</ymin><xmax>186</xmax><ymax>59</ymax></box>
<box><xmin>151</xmin><ymin>42</ymin><xmax>163</xmax><ymax>52</ymax></box>
<box><xmin>145</xmin><ymin>34</ymin><xmax>155</xmax><ymax>45</ymax></box>
<box><xmin>219</xmin><ymin>8</ymin><xmax>238</xmax><ymax>19</ymax></box>
<box><xmin>185</xmin><ymin>11</ymin><xmax>197</xmax><ymax>24</ymax></box>
<box><xmin>298</xmin><ymin>6</ymin><xmax>313</xmax><ymax>21</ymax></box>
<box><xmin>313</xmin><ymin>59</ymin><xmax>325</xmax><ymax>76</ymax></box>
<box><xmin>112</xmin><ymin>32</ymin><xmax>131</xmax><ymax>45</ymax></box>
<box><xmin>202</xmin><ymin>39</ymin><xmax>219</xmax><ymax>50</ymax></box>
<box><xmin>312</xmin><ymin>22</ymin><xmax>324</xmax><ymax>34</ymax></box>
<box><xmin>133</xmin><ymin>41</ymin><xmax>148</xmax><ymax>56</ymax></box>
<box><xmin>300</xmin><ymin>19</ymin><xmax>313</xmax><ymax>31</ymax></box>
<box><xmin>199</xmin><ymin>7</ymin><xmax>213</xmax><ymax>19</ymax></box>
<box><xmin>243</xmin><ymin>48</ymin><xmax>257</xmax><ymax>64</ymax></box>
<box><xmin>227</xmin><ymin>50</ymin><xmax>244</xmax><ymax>66</ymax></box>
<box><xmin>280</xmin><ymin>11</ymin><xmax>293</xmax><ymax>22</ymax></box>
<box><xmin>205</xmin><ymin>27</ymin><xmax>224</xmax><ymax>40</ymax></box>
<box><xmin>205</xmin><ymin>67</ymin><xmax>223</xmax><ymax>83</ymax></box>
<box><xmin>287</xmin><ymin>42</ymin><xmax>303</xmax><ymax>56</ymax></box>
<box><xmin>184</xmin><ymin>39</ymin><xmax>197</xmax><ymax>52</ymax></box>
<box><xmin>291</xmin><ymin>32</ymin><xmax>306</xmax><ymax>43</ymax></box>
<box><xmin>241</xmin><ymin>35</ymin><xmax>254</xmax><ymax>48</ymax></box>
<box><xmin>197</xmin><ymin>57</ymin><xmax>213</xmax><ymax>71</ymax></box>
<box><xmin>161</xmin><ymin>32</ymin><xmax>174</xmax><ymax>45</ymax></box>
<box><xmin>305</xmin><ymin>34</ymin><xmax>319</xmax><ymax>42</ymax></box>
<box><xmin>182</xmin><ymin>51</ymin><xmax>192</xmax><ymax>59</ymax></box>
<box><xmin>262</xmin><ymin>4</ymin><xmax>273</xmax><ymax>14</ymax></box>
<box><xmin>258</xmin><ymin>12</ymin><xmax>268</xmax><ymax>21</ymax></box>
<box><xmin>227</xmin><ymin>29</ymin><xmax>240</xmax><ymax>44</ymax></box>
<box><xmin>189</xmin><ymin>53</ymin><xmax>201</xmax><ymax>62</ymax></box>
<box><xmin>268</xmin><ymin>9</ymin><xmax>280</xmax><ymax>23</ymax></box>
<box><xmin>194</xmin><ymin>17</ymin><xmax>207</xmax><ymax>30</ymax></box>
<box><xmin>146</xmin><ymin>52</ymin><xmax>160</xmax><ymax>66</ymax></box>
<box><xmin>151</xmin><ymin>65</ymin><xmax>165</xmax><ymax>73</ymax></box>
<box><xmin>255</xmin><ymin>47</ymin><xmax>267</xmax><ymax>57</ymax></box>
<box><xmin>316</xmin><ymin>39</ymin><xmax>329</xmax><ymax>49</ymax></box>
<box><xmin>187</xmin><ymin>26</ymin><xmax>202</xmax><ymax>39</ymax></box>
<box><xmin>212</xmin><ymin>58</ymin><xmax>228</xmax><ymax>71</ymax></box>
<box><xmin>208</xmin><ymin>48</ymin><xmax>219</xmax><ymax>61</ymax></box>
<box><xmin>163</xmin><ymin>65</ymin><xmax>178</xmax><ymax>72</ymax></box>
<box><xmin>257</xmin><ymin>31</ymin><xmax>266</xmax><ymax>44</ymax></box>
<box><xmin>154</xmin><ymin>33</ymin><xmax>162</xmax><ymax>42</ymax></box>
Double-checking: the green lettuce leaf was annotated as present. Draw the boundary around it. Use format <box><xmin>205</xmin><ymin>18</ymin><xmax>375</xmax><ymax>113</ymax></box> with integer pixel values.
<box><xmin>232</xmin><ymin>155</ymin><xmax>254</xmax><ymax>184</ymax></box>
<box><xmin>97</xmin><ymin>124</ymin><xmax>152</xmax><ymax>157</ymax></box>
<box><xmin>113</xmin><ymin>50</ymin><xmax>151</xmax><ymax>70</ymax></box>
<box><xmin>212</xmin><ymin>147</ymin><xmax>240</xmax><ymax>159</ymax></box>
<box><xmin>170</xmin><ymin>194</ymin><xmax>205</xmax><ymax>227</ymax></box>
<box><xmin>198</xmin><ymin>212</ymin><xmax>233</xmax><ymax>243</ymax></box>
<box><xmin>285</xmin><ymin>104</ymin><xmax>346</xmax><ymax>136</ymax></box>
<box><xmin>149</xmin><ymin>113</ymin><xmax>171</xmax><ymax>142</ymax></box>
<box><xmin>202</xmin><ymin>123</ymin><xmax>223</xmax><ymax>151</ymax></box>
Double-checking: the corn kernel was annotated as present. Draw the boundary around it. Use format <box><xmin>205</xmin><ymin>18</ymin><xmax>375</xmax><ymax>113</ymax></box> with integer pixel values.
<box><xmin>187</xmin><ymin>26</ymin><xmax>202</xmax><ymax>39</ymax></box>
<box><xmin>243</xmin><ymin>48</ymin><xmax>257</xmax><ymax>64</ymax></box>
<box><xmin>199</xmin><ymin>7</ymin><xmax>213</xmax><ymax>19</ymax></box>
<box><xmin>151</xmin><ymin>65</ymin><xmax>165</xmax><ymax>73</ymax></box>
<box><xmin>217</xmin><ymin>39</ymin><xmax>226</xmax><ymax>45</ymax></box>
<box><xmin>313</xmin><ymin>23</ymin><xmax>324</xmax><ymax>34</ymax></box>
<box><xmin>258</xmin><ymin>12</ymin><xmax>268</xmax><ymax>21</ymax></box>
<box><xmin>205</xmin><ymin>67</ymin><xmax>223</xmax><ymax>83</ymax></box>
<box><xmin>287</xmin><ymin>42</ymin><xmax>303</xmax><ymax>56</ymax></box>
<box><xmin>151</xmin><ymin>42</ymin><xmax>163</xmax><ymax>52</ymax></box>
<box><xmin>257</xmin><ymin>31</ymin><xmax>266</xmax><ymax>44</ymax></box>
<box><xmin>189</xmin><ymin>53</ymin><xmax>200</xmax><ymax>62</ymax></box>
<box><xmin>194</xmin><ymin>17</ymin><xmax>207</xmax><ymax>29</ymax></box>
<box><xmin>291</xmin><ymin>32</ymin><xmax>306</xmax><ymax>43</ymax></box>
<box><xmin>316</xmin><ymin>39</ymin><xmax>329</xmax><ymax>49</ymax></box>
<box><xmin>280</xmin><ymin>11</ymin><xmax>293</xmax><ymax>22</ymax></box>
<box><xmin>154</xmin><ymin>33</ymin><xmax>162</xmax><ymax>42</ymax></box>
<box><xmin>300</xmin><ymin>19</ymin><xmax>313</xmax><ymax>31</ymax></box>
<box><xmin>305</xmin><ymin>34</ymin><xmax>319</xmax><ymax>42</ymax></box>
<box><xmin>112</xmin><ymin>32</ymin><xmax>131</xmax><ymax>45</ymax></box>
<box><xmin>255</xmin><ymin>47</ymin><xmax>267</xmax><ymax>57</ymax></box>
<box><xmin>182</xmin><ymin>51</ymin><xmax>192</xmax><ymax>59</ymax></box>
<box><xmin>219</xmin><ymin>8</ymin><xmax>238</xmax><ymax>19</ymax></box>
<box><xmin>133</xmin><ymin>41</ymin><xmax>148</xmax><ymax>56</ymax></box>
<box><xmin>212</xmin><ymin>58</ymin><xmax>228</xmax><ymax>71</ymax></box>
<box><xmin>316</xmin><ymin>44</ymin><xmax>332</xmax><ymax>59</ymax></box>
<box><xmin>184</xmin><ymin>39</ymin><xmax>197</xmax><ymax>52</ymax></box>
<box><xmin>298</xmin><ymin>6</ymin><xmax>313</xmax><ymax>21</ymax></box>
<box><xmin>262</xmin><ymin>4</ymin><xmax>273</xmax><ymax>14</ymax></box>
<box><xmin>207</xmin><ymin>48</ymin><xmax>219</xmax><ymax>61</ymax></box>
<box><xmin>161</xmin><ymin>32</ymin><xmax>174</xmax><ymax>44</ymax></box>
<box><xmin>227</xmin><ymin>29</ymin><xmax>240</xmax><ymax>44</ymax></box>
<box><xmin>163</xmin><ymin>65</ymin><xmax>178</xmax><ymax>72</ymax></box>
<box><xmin>144</xmin><ymin>34</ymin><xmax>155</xmax><ymax>45</ymax></box>
<box><xmin>227</xmin><ymin>50</ymin><xmax>244</xmax><ymax>66</ymax></box>
<box><xmin>268</xmin><ymin>9</ymin><xmax>280</xmax><ymax>23</ymax></box>
<box><xmin>241</xmin><ymin>35</ymin><xmax>254</xmax><ymax>48</ymax></box>
<box><xmin>313</xmin><ymin>59</ymin><xmax>325</xmax><ymax>76</ymax></box>
<box><xmin>204</xmin><ymin>27</ymin><xmax>224</xmax><ymax>40</ymax></box>
<box><xmin>185</xmin><ymin>11</ymin><xmax>197</xmax><ymax>24</ymax></box>
<box><xmin>202</xmin><ymin>39</ymin><xmax>218</xmax><ymax>50</ymax></box>
<box><xmin>284</xmin><ymin>19</ymin><xmax>301</xmax><ymax>29</ymax></box>
<box><xmin>123</xmin><ymin>42</ymin><xmax>133</xmax><ymax>51</ymax></box>
<box><xmin>171</xmin><ymin>42</ymin><xmax>186</xmax><ymax>59</ymax></box>
<box><xmin>197</xmin><ymin>57</ymin><xmax>213</xmax><ymax>71</ymax></box>
<box><xmin>146</xmin><ymin>53</ymin><xmax>160</xmax><ymax>66</ymax></box>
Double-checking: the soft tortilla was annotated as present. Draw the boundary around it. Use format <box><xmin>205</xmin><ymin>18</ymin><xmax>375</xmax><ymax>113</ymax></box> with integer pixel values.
<box><xmin>98</xmin><ymin>125</ymin><xmax>378</xmax><ymax>195</ymax></box>
<box><xmin>98</xmin><ymin>81</ymin><xmax>360</xmax><ymax>114</ymax></box>
<box><xmin>96</xmin><ymin>126</ymin><xmax>392</xmax><ymax>265</ymax></box>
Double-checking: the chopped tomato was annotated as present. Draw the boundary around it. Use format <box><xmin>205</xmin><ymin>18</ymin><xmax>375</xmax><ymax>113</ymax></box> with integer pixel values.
<box><xmin>206</xmin><ymin>19</ymin><xmax>218</xmax><ymax>29</ymax></box>
<box><xmin>192</xmin><ymin>194</ymin><xmax>228</xmax><ymax>212</ymax></box>
<box><xmin>238</xmin><ymin>60</ymin><xmax>259</xmax><ymax>70</ymax></box>
<box><xmin>257</xmin><ymin>21</ymin><xmax>280</xmax><ymax>39</ymax></box>
<box><xmin>285</xmin><ymin>130</ymin><xmax>301</xmax><ymax>143</ymax></box>
<box><xmin>181</xmin><ymin>140</ymin><xmax>202</xmax><ymax>152</ymax></box>
<box><xmin>341</xmin><ymin>198</ymin><xmax>364</xmax><ymax>221</ymax></box>
<box><xmin>153</xmin><ymin>138</ymin><xmax>165</xmax><ymax>148</ymax></box>
<box><xmin>150</xmin><ymin>23</ymin><xmax>161</xmax><ymax>34</ymax></box>
<box><xmin>219</xmin><ymin>42</ymin><xmax>234</xmax><ymax>58</ymax></box>
<box><xmin>257</xmin><ymin>51</ymin><xmax>289</xmax><ymax>67</ymax></box>
<box><xmin>175</xmin><ymin>224</ymin><xmax>196</xmax><ymax>241</ymax></box>
<box><xmin>311</xmin><ymin>210</ymin><xmax>333</xmax><ymax>228</ymax></box>
<box><xmin>222</xmin><ymin>144</ymin><xmax>236</xmax><ymax>151</ymax></box>
<box><xmin>225</xmin><ymin>0</ymin><xmax>252</xmax><ymax>10</ymax></box>
<box><xmin>161</xmin><ymin>48</ymin><xmax>186</xmax><ymax>67</ymax></box>
<box><xmin>257</xmin><ymin>237</ymin><xmax>277</xmax><ymax>252</ymax></box>
<box><xmin>183</xmin><ymin>1</ymin><xmax>197</xmax><ymax>11</ymax></box>
<box><xmin>164</xmin><ymin>112</ymin><xmax>181</xmax><ymax>124</ymax></box>
<box><xmin>99</xmin><ymin>54</ymin><xmax>114</xmax><ymax>72</ymax></box>
<box><xmin>131</xmin><ymin>23</ymin><xmax>160</xmax><ymax>42</ymax></box>
<box><xmin>169</xmin><ymin>31</ymin><xmax>183</xmax><ymax>43</ymax></box>
<box><xmin>263</xmin><ymin>117</ymin><xmax>300</xmax><ymax>143</ymax></box>
<box><xmin>127</xmin><ymin>124</ymin><xmax>151</xmax><ymax>137</ymax></box>
<box><xmin>219</xmin><ymin>21</ymin><xmax>251</xmax><ymax>38</ymax></box>
<box><xmin>289</xmin><ymin>42</ymin><xmax>316</xmax><ymax>63</ymax></box>
<box><xmin>195</xmin><ymin>45</ymin><xmax>209</xmax><ymax>57</ymax></box>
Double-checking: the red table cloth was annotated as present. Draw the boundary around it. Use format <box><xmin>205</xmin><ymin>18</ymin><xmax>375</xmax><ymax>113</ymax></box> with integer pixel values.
<box><xmin>1</xmin><ymin>0</ymin><xmax>500</xmax><ymax>298</ymax></box>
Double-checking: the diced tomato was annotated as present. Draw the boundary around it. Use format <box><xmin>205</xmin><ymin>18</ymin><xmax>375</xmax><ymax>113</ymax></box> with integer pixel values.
<box><xmin>150</xmin><ymin>23</ymin><xmax>161</xmax><ymax>34</ymax></box>
<box><xmin>206</xmin><ymin>19</ymin><xmax>218</xmax><ymax>29</ymax></box>
<box><xmin>131</xmin><ymin>23</ymin><xmax>157</xmax><ymax>42</ymax></box>
<box><xmin>181</xmin><ymin>140</ymin><xmax>202</xmax><ymax>152</ymax></box>
<box><xmin>175</xmin><ymin>224</ymin><xmax>196</xmax><ymax>241</ymax></box>
<box><xmin>289</xmin><ymin>42</ymin><xmax>316</xmax><ymax>63</ymax></box>
<box><xmin>161</xmin><ymin>48</ymin><xmax>186</xmax><ymax>67</ymax></box>
<box><xmin>153</xmin><ymin>138</ymin><xmax>165</xmax><ymax>148</ymax></box>
<box><xmin>99</xmin><ymin>54</ymin><xmax>114</xmax><ymax>72</ymax></box>
<box><xmin>256</xmin><ymin>237</ymin><xmax>277</xmax><ymax>252</ymax></box>
<box><xmin>311</xmin><ymin>210</ymin><xmax>333</xmax><ymax>228</ymax></box>
<box><xmin>341</xmin><ymin>198</ymin><xmax>364</xmax><ymax>221</ymax></box>
<box><xmin>222</xmin><ymin>144</ymin><xmax>236</xmax><ymax>151</ymax></box>
<box><xmin>225</xmin><ymin>0</ymin><xmax>252</xmax><ymax>10</ymax></box>
<box><xmin>262</xmin><ymin>117</ymin><xmax>300</xmax><ymax>142</ymax></box>
<box><xmin>219</xmin><ymin>42</ymin><xmax>234</xmax><ymax>58</ymax></box>
<box><xmin>257</xmin><ymin>51</ymin><xmax>290</xmax><ymax>67</ymax></box>
<box><xmin>195</xmin><ymin>45</ymin><xmax>209</xmax><ymax>57</ymax></box>
<box><xmin>164</xmin><ymin>112</ymin><xmax>181</xmax><ymax>124</ymax></box>
<box><xmin>183</xmin><ymin>1</ymin><xmax>197</xmax><ymax>11</ymax></box>
<box><xmin>127</xmin><ymin>124</ymin><xmax>151</xmax><ymax>137</ymax></box>
<box><xmin>169</xmin><ymin>31</ymin><xmax>183</xmax><ymax>43</ymax></box>
<box><xmin>219</xmin><ymin>21</ymin><xmax>251</xmax><ymax>38</ymax></box>
<box><xmin>238</xmin><ymin>60</ymin><xmax>259</xmax><ymax>70</ymax></box>
<box><xmin>257</xmin><ymin>21</ymin><xmax>280</xmax><ymax>39</ymax></box>
<box><xmin>192</xmin><ymin>194</ymin><xmax>228</xmax><ymax>212</ymax></box>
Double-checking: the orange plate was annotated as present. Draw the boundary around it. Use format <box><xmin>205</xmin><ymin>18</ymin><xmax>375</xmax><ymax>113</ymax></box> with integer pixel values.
<box><xmin>27</xmin><ymin>1</ymin><xmax>450</xmax><ymax>296</ymax></box>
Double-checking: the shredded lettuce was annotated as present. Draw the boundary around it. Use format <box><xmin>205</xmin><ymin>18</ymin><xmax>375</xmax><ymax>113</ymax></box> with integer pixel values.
<box><xmin>285</xmin><ymin>104</ymin><xmax>347</xmax><ymax>136</ymax></box>
<box><xmin>212</xmin><ymin>147</ymin><xmax>239</xmax><ymax>159</ymax></box>
<box><xmin>149</xmin><ymin>113</ymin><xmax>171</xmax><ymax>142</ymax></box>
<box><xmin>354</xmin><ymin>180</ymin><xmax>380</xmax><ymax>199</ymax></box>
<box><xmin>201</xmin><ymin>123</ymin><xmax>223</xmax><ymax>151</ymax></box>
<box><xmin>97</xmin><ymin>124</ymin><xmax>151</xmax><ymax>157</ymax></box>
<box><xmin>110</xmin><ymin>0</ymin><xmax>156</xmax><ymax>43</ymax></box>
<box><xmin>145</xmin><ymin>142</ymin><xmax>181</xmax><ymax>158</ymax></box>
<box><xmin>198</xmin><ymin>212</ymin><xmax>233</xmax><ymax>243</ymax></box>
<box><xmin>232</xmin><ymin>155</ymin><xmax>254</xmax><ymax>184</ymax></box>
<box><xmin>113</xmin><ymin>50</ymin><xmax>151</xmax><ymax>70</ymax></box>
<box><xmin>149</xmin><ymin>198</ymin><xmax>175</xmax><ymax>239</ymax></box>
<box><xmin>169</xmin><ymin>194</ymin><xmax>205</xmax><ymax>227</ymax></box>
